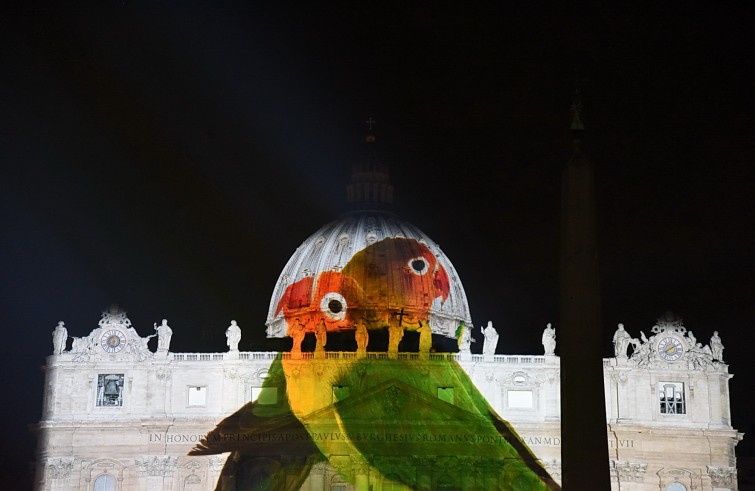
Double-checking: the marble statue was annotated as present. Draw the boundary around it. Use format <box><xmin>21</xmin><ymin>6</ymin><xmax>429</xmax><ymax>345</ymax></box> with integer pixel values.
<box><xmin>134</xmin><ymin>333</ymin><xmax>156</xmax><ymax>361</ymax></box>
<box><xmin>52</xmin><ymin>321</ymin><xmax>68</xmax><ymax>355</ymax></box>
<box><xmin>314</xmin><ymin>318</ymin><xmax>327</xmax><ymax>352</ymax></box>
<box><xmin>686</xmin><ymin>330</ymin><xmax>697</xmax><ymax>348</ymax></box>
<box><xmin>542</xmin><ymin>323</ymin><xmax>556</xmax><ymax>355</ymax></box>
<box><xmin>355</xmin><ymin>319</ymin><xmax>369</xmax><ymax>353</ymax></box>
<box><xmin>710</xmin><ymin>331</ymin><xmax>724</xmax><ymax>361</ymax></box>
<box><xmin>482</xmin><ymin>321</ymin><xmax>499</xmax><ymax>355</ymax></box>
<box><xmin>288</xmin><ymin>318</ymin><xmax>305</xmax><ymax>353</ymax></box>
<box><xmin>388</xmin><ymin>323</ymin><xmax>404</xmax><ymax>353</ymax></box>
<box><xmin>417</xmin><ymin>320</ymin><xmax>432</xmax><ymax>353</ymax></box>
<box><xmin>154</xmin><ymin>319</ymin><xmax>173</xmax><ymax>352</ymax></box>
<box><xmin>226</xmin><ymin>320</ymin><xmax>241</xmax><ymax>352</ymax></box>
<box><xmin>458</xmin><ymin>323</ymin><xmax>473</xmax><ymax>353</ymax></box>
<box><xmin>71</xmin><ymin>336</ymin><xmax>86</xmax><ymax>353</ymax></box>
<box><xmin>613</xmin><ymin>323</ymin><xmax>631</xmax><ymax>358</ymax></box>
<box><xmin>630</xmin><ymin>331</ymin><xmax>653</xmax><ymax>366</ymax></box>
<box><xmin>690</xmin><ymin>343</ymin><xmax>715</xmax><ymax>370</ymax></box>
<box><xmin>630</xmin><ymin>337</ymin><xmax>641</xmax><ymax>353</ymax></box>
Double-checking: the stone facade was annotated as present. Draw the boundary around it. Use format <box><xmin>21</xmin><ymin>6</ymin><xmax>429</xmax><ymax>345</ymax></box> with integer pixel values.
<box><xmin>35</xmin><ymin>311</ymin><xmax>742</xmax><ymax>490</ymax></box>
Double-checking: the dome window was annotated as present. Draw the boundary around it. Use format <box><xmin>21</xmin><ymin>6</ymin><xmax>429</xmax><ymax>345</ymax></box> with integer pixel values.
<box><xmin>328</xmin><ymin>299</ymin><xmax>343</xmax><ymax>314</ymax></box>
<box><xmin>320</xmin><ymin>292</ymin><xmax>347</xmax><ymax>320</ymax></box>
<box><xmin>409</xmin><ymin>257</ymin><xmax>429</xmax><ymax>275</ymax></box>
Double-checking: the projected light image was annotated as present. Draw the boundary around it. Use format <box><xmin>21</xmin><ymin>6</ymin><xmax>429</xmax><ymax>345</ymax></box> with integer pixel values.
<box><xmin>275</xmin><ymin>237</ymin><xmax>450</xmax><ymax>337</ymax></box>
<box><xmin>190</xmin><ymin>355</ymin><xmax>558</xmax><ymax>491</ymax></box>
<box><xmin>190</xmin><ymin>233</ymin><xmax>559</xmax><ymax>490</ymax></box>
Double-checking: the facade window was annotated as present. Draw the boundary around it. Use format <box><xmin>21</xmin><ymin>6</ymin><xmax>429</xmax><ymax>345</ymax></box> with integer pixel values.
<box><xmin>507</xmin><ymin>390</ymin><xmax>533</xmax><ymax>409</ymax></box>
<box><xmin>94</xmin><ymin>474</ymin><xmax>116</xmax><ymax>491</ymax></box>
<box><xmin>96</xmin><ymin>374</ymin><xmax>124</xmax><ymax>407</ymax></box>
<box><xmin>187</xmin><ymin>386</ymin><xmax>207</xmax><ymax>407</ymax></box>
<box><xmin>331</xmin><ymin>475</ymin><xmax>349</xmax><ymax>491</ymax></box>
<box><xmin>659</xmin><ymin>383</ymin><xmax>685</xmax><ymax>414</ymax></box>
<box><xmin>251</xmin><ymin>387</ymin><xmax>278</xmax><ymax>405</ymax></box>
<box><xmin>667</xmin><ymin>483</ymin><xmax>687</xmax><ymax>491</ymax></box>
<box><xmin>184</xmin><ymin>474</ymin><xmax>202</xmax><ymax>491</ymax></box>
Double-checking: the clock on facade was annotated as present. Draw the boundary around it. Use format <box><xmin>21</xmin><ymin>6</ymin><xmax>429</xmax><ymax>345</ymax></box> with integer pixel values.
<box><xmin>101</xmin><ymin>329</ymin><xmax>127</xmax><ymax>353</ymax></box>
<box><xmin>657</xmin><ymin>336</ymin><xmax>684</xmax><ymax>361</ymax></box>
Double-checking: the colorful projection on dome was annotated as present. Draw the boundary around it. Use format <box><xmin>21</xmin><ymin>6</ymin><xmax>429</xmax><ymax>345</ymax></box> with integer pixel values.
<box><xmin>191</xmin><ymin>356</ymin><xmax>560</xmax><ymax>490</ymax></box>
<box><xmin>189</xmin><ymin>237</ymin><xmax>558</xmax><ymax>489</ymax></box>
<box><xmin>275</xmin><ymin>238</ymin><xmax>451</xmax><ymax>334</ymax></box>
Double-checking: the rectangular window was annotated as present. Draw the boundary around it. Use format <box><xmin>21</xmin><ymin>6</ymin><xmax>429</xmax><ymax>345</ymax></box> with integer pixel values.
<box><xmin>96</xmin><ymin>374</ymin><xmax>124</xmax><ymax>407</ymax></box>
<box><xmin>437</xmin><ymin>387</ymin><xmax>454</xmax><ymax>404</ymax></box>
<box><xmin>332</xmin><ymin>386</ymin><xmax>351</xmax><ymax>403</ymax></box>
<box><xmin>507</xmin><ymin>390</ymin><xmax>533</xmax><ymax>409</ymax></box>
<box><xmin>659</xmin><ymin>382</ymin><xmax>685</xmax><ymax>414</ymax></box>
<box><xmin>251</xmin><ymin>387</ymin><xmax>278</xmax><ymax>405</ymax></box>
<box><xmin>187</xmin><ymin>386</ymin><xmax>207</xmax><ymax>407</ymax></box>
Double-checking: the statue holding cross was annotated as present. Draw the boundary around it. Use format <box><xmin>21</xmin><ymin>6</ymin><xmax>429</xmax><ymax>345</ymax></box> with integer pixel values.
<box><xmin>388</xmin><ymin>308</ymin><xmax>407</xmax><ymax>354</ymax></box>
<box><xmin>482</xmin><ymin>321</ymin><xmax>499</xmax><ymax>355</ymax></box>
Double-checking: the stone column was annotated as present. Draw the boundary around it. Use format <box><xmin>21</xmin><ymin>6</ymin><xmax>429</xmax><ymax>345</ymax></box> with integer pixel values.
<box><xmin>308</xmin><ymin>462</ymin><xmax>327</xmax><ymax>491</ymax></box>
<box><xmin>208</xmin><ymin>456</ymin><xmax>227</xmax><ymax>490</ymax></box>
<box><xmin>707</xmin><ymin>373</ymin><xmax>723</xmax><ymax>426</ymax></box>
<box><xmin>708</xmin><ymin>465</ymin><xmax>737</xmax><ymax>491</ymax></box>
<box><xmin>415</xmin><ymin>457</ymin><xmax>434</xmax><ymax>490</ymax></box>
<box><xmin>351</xmin><ymin>456</ymin><xmax>370</xmax><ymax>491</ymax></box>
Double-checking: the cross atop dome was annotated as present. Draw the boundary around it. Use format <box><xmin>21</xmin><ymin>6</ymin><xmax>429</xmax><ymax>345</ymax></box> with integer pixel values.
<box><xmin>365</xmin><ymin>116</ymin><xmax>377</xmax><ymax>142</ymax></box>
<box><xmin>346</xmin><ymin>117</ymin><xmax>393</xmax><ymax>209</ymax></box>
<box><xmin>570</xmin><ymin>89</ymin><xmax>584</xmax><ymax>133</ymax></box>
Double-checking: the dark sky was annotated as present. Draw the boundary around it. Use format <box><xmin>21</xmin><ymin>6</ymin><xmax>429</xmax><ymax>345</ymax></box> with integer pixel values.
<box><xmin>2</xmin><ymin>2</ymin><xmax>754</xmax><ymax>487</ymax></box>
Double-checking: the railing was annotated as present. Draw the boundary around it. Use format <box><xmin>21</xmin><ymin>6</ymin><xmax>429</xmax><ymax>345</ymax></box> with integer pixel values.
<box><xmin>240</xmin><ymin>352</ymin><xmax>281</xmax><ymax>360</ymax></box>
<box><xmin>169</xmin><ymin>351</ymin><xmax>552</xmax><ymax>364</ymax></box>
<box><xmin>493</xmin><ymin>355</ymin><xmax>547</xmax><ymax>364</ymax></box>
<box><xmin>172</xmin><ymin>353</ymin><xmax>224</xmax><ymax>361</ymax></box>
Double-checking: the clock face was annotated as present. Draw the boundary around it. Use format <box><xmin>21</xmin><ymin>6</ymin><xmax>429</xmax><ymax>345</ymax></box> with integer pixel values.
<box><xmin>657</xmin><ymin>336</ymin><xmax>684</xmax><ymax>361</ymax></box>
<box><xmin>101</xmin><ymin>329</ymin><xmax>127</xmax><ymax>353</ymax></box>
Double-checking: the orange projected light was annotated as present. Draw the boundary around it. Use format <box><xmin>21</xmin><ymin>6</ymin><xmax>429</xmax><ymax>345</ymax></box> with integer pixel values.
<box><xmin>275</xmin><ymin>238</ymin><xmax>451</xmax><ymax>334</ymax></box>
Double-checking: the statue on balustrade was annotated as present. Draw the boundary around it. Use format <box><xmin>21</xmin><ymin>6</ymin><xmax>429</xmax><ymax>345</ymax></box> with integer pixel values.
<box><xmin>482</xmin><ymin>321</ymin><xmax>499</xmax><ymax>355</ymax></box>
<box><xmin>52</xmin><ymin>321</ymin><xmax>68</xmax><ymax>354</ymax></box>
<box><xmin>542</xmin><ymin>323</ymin><xmax>556</xmax><ymax>356</ymax></box>
<box><xmin>226</xmin><ymin>320</ymin><xmax>241</xmax><ymax>352</ymax></box>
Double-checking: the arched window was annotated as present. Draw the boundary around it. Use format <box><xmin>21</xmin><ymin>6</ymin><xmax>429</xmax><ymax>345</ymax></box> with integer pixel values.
<box><xmin>330</xmin><ymin>474</ymin><xmax>349</xmax><ymax>491</ymax></box>
<box><xmin>667</xmin><ymin>482</ymin><xmax>687</xmax><ymax>491</ymax></box>
<box><xmin>93</xmin><ymin>474</ymin><xmax>116</xmax><ymax>491</ymax></box>
<box><xmin>184</xmin><ymin>474</ymin><xmax>202</xmax><ymax>491</ymax></box>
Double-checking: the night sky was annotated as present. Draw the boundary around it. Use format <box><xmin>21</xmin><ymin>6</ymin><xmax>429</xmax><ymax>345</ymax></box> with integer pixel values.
<box><xmin>2</xmin><ymin>2</ymin><xmax>754</xmax><ymax>487</ymax></box>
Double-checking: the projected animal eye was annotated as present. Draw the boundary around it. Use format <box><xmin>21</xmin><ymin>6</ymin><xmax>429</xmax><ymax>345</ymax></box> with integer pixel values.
<box><xmin>328</xmin><ymin>299</ymin><xmax>342</xmax><ymax>313</ymax></box>
<box><xmin>320</xmin><ymin>292</ymin><xmax>347</xmax><ymax>320</ymax></box>
<box><xmin>409</xmin><ymin>257</ymin><xmax>429</xmax><ymax>275</ymax></box>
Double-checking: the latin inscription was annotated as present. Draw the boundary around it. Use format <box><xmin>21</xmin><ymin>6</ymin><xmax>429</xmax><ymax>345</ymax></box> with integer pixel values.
<box><xmin>148</xmin><ymin>432</ymin><xmax>634</xmax><ymax>448</ymax></box>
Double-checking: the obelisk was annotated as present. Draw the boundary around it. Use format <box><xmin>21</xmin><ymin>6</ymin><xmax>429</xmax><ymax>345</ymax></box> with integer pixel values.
<box><xmin>559</xmin><ymin>89</ymin><xmax>611</xmax><ymax>489</ymax></box>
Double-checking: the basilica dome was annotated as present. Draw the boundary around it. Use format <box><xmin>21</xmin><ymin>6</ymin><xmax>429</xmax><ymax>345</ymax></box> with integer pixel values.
<box><xmin>265</xmin><ymin>210</ymin><xmax>472</xmax><ymax>339</ymax></box>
